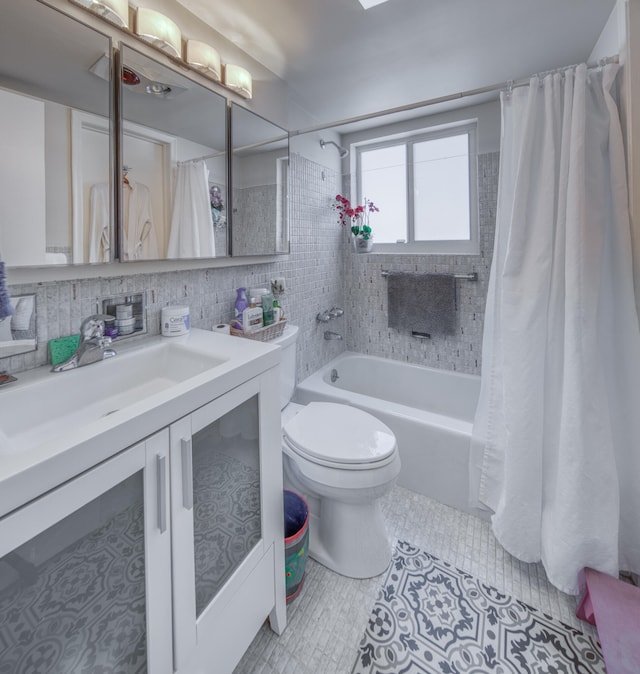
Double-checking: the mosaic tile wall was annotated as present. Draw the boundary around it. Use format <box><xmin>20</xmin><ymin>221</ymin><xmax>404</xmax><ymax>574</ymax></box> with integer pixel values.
<box><xmin>342</xmin><ymin>152</ymin><xmax>498</xmax><ymax>375</ymax></box>
<box><xmin>232</xmin><ymin>185</ymin><xmax>278</xmax><ymax>256</ymax></box>
<box><xmin>3</xmin><ymin>152</ymin><xmax>345</xmax><ymax>384</ymax></box>
<box><xmin>4</xmin><ymin>152</ymin><xmax>497</xmax><ymax>381</ymax></box>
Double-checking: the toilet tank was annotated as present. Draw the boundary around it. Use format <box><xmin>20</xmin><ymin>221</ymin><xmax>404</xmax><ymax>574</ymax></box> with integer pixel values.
<box><xmin>271</xmin><ymin>324</ymin><xmax>299</xmax><ymax>410</ymax></box>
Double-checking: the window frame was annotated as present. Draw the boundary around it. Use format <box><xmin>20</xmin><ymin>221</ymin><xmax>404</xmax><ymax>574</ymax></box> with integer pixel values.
<box><xmin>354</xmin><ymin>120</ymin><xmax>479</xmax><ymax>255</ymax></box>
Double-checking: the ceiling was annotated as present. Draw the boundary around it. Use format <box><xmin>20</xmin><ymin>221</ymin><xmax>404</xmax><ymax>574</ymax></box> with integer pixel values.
<box><xmin>177</xmin><ymin>0</ymin><xmax>617</xmax><ymax>128</ymax></box>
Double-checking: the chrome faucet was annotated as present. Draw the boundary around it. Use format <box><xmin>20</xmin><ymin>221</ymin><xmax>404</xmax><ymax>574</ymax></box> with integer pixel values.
<box><xmin>52</xmin><ymin>314</ymin><xmax>117</xmax><ymax>372</ymax></box>
<box><xmin>324</xmin><ymin>331</ymin><xmax>343</xmax><ymax>341</ymax></box>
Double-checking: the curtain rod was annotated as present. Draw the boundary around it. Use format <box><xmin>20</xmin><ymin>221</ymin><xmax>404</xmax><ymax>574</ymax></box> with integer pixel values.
<box><xmin>381</xmin><ymin>270</ymin><xmax>478</xmax><ymax>281</ymax></box>
<box><xmin>290</xmin><ymin>55</ymin><xmax>619</xmax><ymax>138</ymax></box>
<box><xmin>185</xmin><ymin>133</ymin><xmax>289</xmax><ymax>164</ymax></box>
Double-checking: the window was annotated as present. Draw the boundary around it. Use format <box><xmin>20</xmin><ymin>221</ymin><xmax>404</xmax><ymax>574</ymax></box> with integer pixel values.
<box><xmin>356</xmin><ymin>121</ymin><xmax>478</xmax><ymax>254</ymax></box>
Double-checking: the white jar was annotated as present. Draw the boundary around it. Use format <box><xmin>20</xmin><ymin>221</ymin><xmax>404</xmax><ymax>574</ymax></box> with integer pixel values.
<box><xmin>116</xmin><ymin>316</ymin><xmax>136</xmax><ymax>335</ymax></box>
<box><xmin>249</xmin><ymin>288</ymin><xmax>268</xmax><ymax>305</ymax></box>
<box><xmin>116</xmin><ymin>303</ymin><xmax>133</xmax><ymax>319</ymax></box>
<box><xmin>162</xmin><ymin>306</ymin><xmax>190</xmax><ymax>337</ymax></box>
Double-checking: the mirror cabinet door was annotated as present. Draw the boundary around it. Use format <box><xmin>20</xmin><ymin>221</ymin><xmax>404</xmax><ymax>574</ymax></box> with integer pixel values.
<box><xmin>0</xmin><ymin>3</ymin><xmax>113</xmax><ymax>267</ymax></box>
<box><xmin>230</xmin><ymin>103</ymin><xmax>289</xmax><ymax>256</ymax></box>
<box><xmin>120</xmin><ymin>46</ymin><xmax>228</xmax><ymax>261</ymax></box>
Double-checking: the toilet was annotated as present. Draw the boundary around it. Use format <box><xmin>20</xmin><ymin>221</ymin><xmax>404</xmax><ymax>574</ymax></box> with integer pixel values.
<box><xmin>273</xmin><ymin>325</ymin><xmax>401</xmax><ymax>578</ymax></box>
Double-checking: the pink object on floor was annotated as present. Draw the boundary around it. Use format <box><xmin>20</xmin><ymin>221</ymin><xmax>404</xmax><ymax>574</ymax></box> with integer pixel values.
<box><xmin>576</xmin><ymin>567</ymin><xmax>640</xmax><ymax>674</ymax></box>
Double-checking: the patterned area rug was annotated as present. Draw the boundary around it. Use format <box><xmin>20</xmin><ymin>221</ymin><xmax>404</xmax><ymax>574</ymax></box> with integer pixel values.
<box><xmin>353</xmin><ymin>541</ymin><xmax>604</xmax><ymax>674</ymax></box>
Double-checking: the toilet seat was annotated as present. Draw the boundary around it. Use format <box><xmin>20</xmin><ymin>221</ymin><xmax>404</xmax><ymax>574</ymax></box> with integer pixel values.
<box><xmin>283</xmin><ymin>402</ymin><xmax>397</xmax><ymax>469</ymax></box>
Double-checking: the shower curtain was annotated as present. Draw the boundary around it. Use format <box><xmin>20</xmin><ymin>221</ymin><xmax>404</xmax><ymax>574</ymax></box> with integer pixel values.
<box><xmin>167</xmin><ymin>160</ymin><xmax>215</xmax><ymax>258</ymax></box>
<box><xmin>471</xmin><ymin>63</ymin><xmax>640</xmax><ymax>594</ymax></box>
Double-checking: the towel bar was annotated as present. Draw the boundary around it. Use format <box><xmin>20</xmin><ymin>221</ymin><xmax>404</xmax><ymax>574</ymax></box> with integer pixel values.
<box><xmin>381</xmin><ymin>270</ymin><xmax>478</xmax><ymax>281</ymax></box>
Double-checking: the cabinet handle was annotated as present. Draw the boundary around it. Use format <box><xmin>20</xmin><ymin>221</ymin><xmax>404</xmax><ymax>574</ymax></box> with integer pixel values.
<box><xmin>156</xmin><ymin>454</ymin><xmax>167</xmax><ymax>533</ymax></box>
<box><xmin>181</xmin><ymin>438</ymin><xmax>194</xmax><ymax>510</ymax></box>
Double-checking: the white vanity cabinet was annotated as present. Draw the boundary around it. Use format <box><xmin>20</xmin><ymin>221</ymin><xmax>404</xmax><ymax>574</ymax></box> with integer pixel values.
<box><xmin>0</xmin><ymin>432</ymin><xmax>174</xmax><ymax>673</ymax></box>
<box><xmin>0</xmin><ymin>338</ymin><xmax>285</xmax><ymax>674</ymax></box>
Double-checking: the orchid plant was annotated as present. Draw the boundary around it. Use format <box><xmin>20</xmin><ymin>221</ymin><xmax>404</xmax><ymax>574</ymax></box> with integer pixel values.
<box><xmin>334</xmin><ymin>194</ymin><xmax>379</xmax><ymax>240</ymax></box>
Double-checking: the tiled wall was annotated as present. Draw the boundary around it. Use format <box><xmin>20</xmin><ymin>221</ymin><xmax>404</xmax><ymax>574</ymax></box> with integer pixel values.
<box><xmin>4</xmin><ymin>152</ymin><xmax>497</xmax><ymax>382</ymax></box>
<box><xmin>342</xmin><ymin>152</ymin><xmax>498</xmax><ymax>375</ymax></box>
<box><xmin>232</xmin><ymin>185</ymin><xmax>278</xmax><ymax>256</ymax></box>
<box><xmin>3</xmin><ymin>152</ymin><xmax>345</xmax><ymax>385</ymax></box>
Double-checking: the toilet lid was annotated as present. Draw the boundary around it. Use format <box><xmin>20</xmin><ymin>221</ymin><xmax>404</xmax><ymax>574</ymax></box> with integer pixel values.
<box><xmin>283</xmin><ymin>402</ymin><xmax>396</xmax><ymax>465</ymax></box>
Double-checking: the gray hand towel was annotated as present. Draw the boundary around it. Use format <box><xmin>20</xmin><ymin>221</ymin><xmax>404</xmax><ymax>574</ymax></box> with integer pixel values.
<box><xmin>387</xmin><ymin>272</ymin><xmax>456</xmax><ymax>335</ymax></box>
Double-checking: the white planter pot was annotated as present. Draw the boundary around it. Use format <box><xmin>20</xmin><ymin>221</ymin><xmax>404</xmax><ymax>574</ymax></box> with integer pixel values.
<box><xmin>352</xmin><ymin>236</ymin><xmax>373</xmax><ymax>253</ymax></box>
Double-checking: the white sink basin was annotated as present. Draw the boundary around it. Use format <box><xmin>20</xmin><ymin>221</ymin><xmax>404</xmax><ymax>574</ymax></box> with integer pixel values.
<box><xmin>0</xmin><ymin>328</ymin><xmax>281</xmax><ymax>519</ymax></box>
<box><xmin>0</xmin><ymin>338</ymin><xmax>226</xmax><ymax>454</ymax></box>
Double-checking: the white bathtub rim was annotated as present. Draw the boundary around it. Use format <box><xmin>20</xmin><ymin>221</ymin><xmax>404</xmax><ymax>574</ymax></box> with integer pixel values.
<box><xmin>319</xmin><ymin>351</ymin><xmax>481</xmax><ymax>385</ymax></box>
<box><xmin>295</xmin><ymin>352</ymin><xmax>475</xmax><ymax>436</ymax></box>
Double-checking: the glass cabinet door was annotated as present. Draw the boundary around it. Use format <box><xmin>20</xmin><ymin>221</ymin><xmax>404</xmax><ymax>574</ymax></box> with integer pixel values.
<box><xmin>170</xmin><ymin>376</ymin><xmax>267</xmax><ymax>669</ymax></box>
<box><xmin>192</xmin><ymin>393</ymin><xmax>261</xmax><ymax>616</ymax></box>
<box><xmin>0</xmin><ymin>433</ymin><xmax>172</xmax><ymax>674</ymax></box>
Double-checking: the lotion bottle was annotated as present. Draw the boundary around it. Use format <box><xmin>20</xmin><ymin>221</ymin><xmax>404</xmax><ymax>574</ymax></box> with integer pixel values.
<box><xmin>243</xmin><ymin>298</ymin><xmax>264</xmax><ymax>333</ymax></box>
<box><xmin>273</xmin><ymin>299</ymin><xmax>283</xmax><ymax>322</ymax></box>
<box><xmin>261</xmin><ymin>293</ymin><xmax>275</xmax><ymax>326</ymax></box>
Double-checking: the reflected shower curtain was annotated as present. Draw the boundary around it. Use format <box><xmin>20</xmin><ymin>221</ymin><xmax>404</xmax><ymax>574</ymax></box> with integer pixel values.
<box><xmin>470</xmin><ymin>63</ymin><xmax>640</xmax><ymax>594</ymax></box>
<box><xmin>167</xmin><ymin>160</ymin><xmax>215</xmax><ymax>258</ymax></box>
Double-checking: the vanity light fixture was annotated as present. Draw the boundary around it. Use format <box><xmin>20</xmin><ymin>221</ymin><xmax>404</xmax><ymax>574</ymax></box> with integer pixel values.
<box><xmin>145</xmin><ymin>82</ymin><xmax>172</xmax><ymax>96</ymax></box>
<box><xmin>135</xmin><ymin>7</ymin><xmax>182</xmax><ymax>60</ymax></box>
<box><xmin>224</xmin><ymin>64</ymin><xmax>252</xmax><ymax>99</ymax></box>
<box><xmin>185</xmin><ymin>40</ymin><xmax>221</xmax><ymax>82</ymax></box>
<box><xmin>70</xmin><ymin>0</ymin><xmax>129</xmax><ymax>28</ymax></box>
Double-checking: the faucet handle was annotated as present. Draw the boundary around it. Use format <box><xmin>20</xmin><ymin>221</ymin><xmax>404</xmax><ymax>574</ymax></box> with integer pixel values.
<box><xmin>80</xmin><ymin>314</ymin><xmax>112</xmax><ymax>340</ymax></box>
<box><xmin>328</xmin><ymin>307</ymin><xmax>344</xmax><ymax>318</ymax></box>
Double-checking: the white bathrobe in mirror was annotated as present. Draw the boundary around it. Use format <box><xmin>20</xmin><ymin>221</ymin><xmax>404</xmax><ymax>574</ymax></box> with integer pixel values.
<box><xmin>123</xmin><ymin>180</ymin><xmax>159</xmax><ymax>261</ymax></box>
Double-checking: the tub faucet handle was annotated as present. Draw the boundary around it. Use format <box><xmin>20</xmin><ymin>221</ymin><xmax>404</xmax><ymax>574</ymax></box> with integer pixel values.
<box><xmin>328</xmin><ymin>307</ymin><xmax>344</xmax><ymax>318</ymax></box>
<box><xmin>316</xmin><ymin>311</ymin><xmax>332</xmax><ymax>323</ymax></box>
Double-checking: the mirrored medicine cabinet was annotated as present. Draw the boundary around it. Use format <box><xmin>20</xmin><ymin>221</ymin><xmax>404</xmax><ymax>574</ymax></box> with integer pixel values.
<box><xmin>120</xmin><ymin>45</ymin><xmax>229</xmax><ymax>261</ymax></box>
<box><xmin>0</xmin><ymin>1</ymin><xmax>113</xmax><ymax>267</ymax></box>
<box><xmin>231</xmin><ymin>103</ymin><xmax>290</xmax><ymax>256</ymax></box>
<box><xmin>1</xmin><ymin>1</ymin><xmax>290</xmax><ymax>269</ymax></box>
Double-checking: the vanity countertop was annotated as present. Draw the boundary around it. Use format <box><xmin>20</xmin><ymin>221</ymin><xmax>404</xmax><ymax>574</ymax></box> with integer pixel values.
<box><xmin>0</xmin><ymin>328</ymin><xmax>280</xmax><ymax>517</ymax></box>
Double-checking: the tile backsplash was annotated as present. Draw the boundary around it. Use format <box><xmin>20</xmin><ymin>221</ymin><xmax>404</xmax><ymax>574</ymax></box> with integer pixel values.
<box><xmin>4</xmin><ymin>152</ymin><xmax>345</xmax><ymax>384</ymax></box>
<box><xmin>4</xmin><ymin>152</ymin><xmax>498</xmax><ymax>382</ymax></box>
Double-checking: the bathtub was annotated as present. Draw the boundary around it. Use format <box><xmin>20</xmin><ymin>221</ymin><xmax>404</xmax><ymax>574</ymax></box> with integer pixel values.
<box><xmin>293</xmin><ymin>352</ymin><xmax>488</xmax><ymax>519</ymax></box>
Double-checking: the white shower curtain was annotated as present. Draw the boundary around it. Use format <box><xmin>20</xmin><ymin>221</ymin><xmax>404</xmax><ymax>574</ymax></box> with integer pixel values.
<box><xmin>167</xmin><ymin>160</ymin><xmax>215</xmax><ymax>258</ymax></box>
<box><xmin>471</xmin><ymin>63</ymin><xmax>640</xmax><ymax>594</ymax></box>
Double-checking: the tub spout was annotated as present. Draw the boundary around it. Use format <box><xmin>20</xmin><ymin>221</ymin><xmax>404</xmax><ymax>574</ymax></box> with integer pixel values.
<box><xmin>324</xmin><ymin>331</ymin><xmax>343</xmax><ymax>341</ymax></box>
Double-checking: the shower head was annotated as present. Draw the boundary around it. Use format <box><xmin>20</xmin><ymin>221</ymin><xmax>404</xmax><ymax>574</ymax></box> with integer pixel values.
<box><xmin>320</xmin><ymin>139</ymin><xmax>349</xmax><ymax>158</ymax></box>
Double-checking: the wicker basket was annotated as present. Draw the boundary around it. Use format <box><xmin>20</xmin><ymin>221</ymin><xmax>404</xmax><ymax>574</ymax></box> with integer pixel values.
<box><xmin>230</xmin><ymin>319</ymin><xmax>287</xmax><ymax>342</ymax></box>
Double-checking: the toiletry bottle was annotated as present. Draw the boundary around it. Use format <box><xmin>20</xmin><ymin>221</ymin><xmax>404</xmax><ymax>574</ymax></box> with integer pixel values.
<box><xmin>233</xmin><ymin>287</ymin><xmax>249</xmax><ymax>330</ymax></box>
<box><xmin>261</xmin><ymin>293</ymin><xmax>275</xmax><ymax>326</ymax></box>
<box><xmin>273</xmin><ymin>299</ymin><xmax>282</xmax><ymax>322</ymax></box>
<box><xmin>243</xmin><ymin>298</ymin><xmax>264</xmax><ymax>333</ymax></box>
